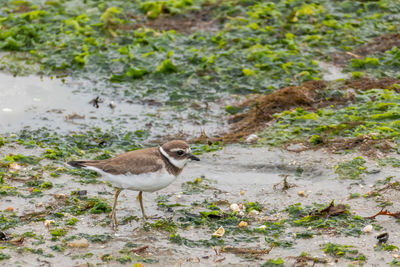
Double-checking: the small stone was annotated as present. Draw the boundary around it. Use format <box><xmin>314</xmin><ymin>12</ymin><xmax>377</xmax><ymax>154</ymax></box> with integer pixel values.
<box><xmin>249</xmin><ymin>210</ymin><xmax>259</xmax><ymax>217</ymax></box>
<box><xmin>298</xmin><ymin>191</ymin><xmax>305</xmax><ymax>197</ymax></box>
<box><xmin>109</xmin><ymin>101</ymin><xmax>116</xmax><ymax>109</ymax></box>
<box><xmin>68</xmin><ymin>238</ymin><xmax>89</xmax><ymax>248</ymax></box>
<box><xmin>238</xmin><ymin>221</ymin><xmax>248</xmax><ymax>228</ymax></box>
<box><xmin>363</xmin><ymin>225</ymin><xmax>373</xmax><ymax>233</ymax></box>
<box><xmin>212</xmin><ymin>226</ymin><xmax>225</xmax><ymax>237</ymax></box>
<box><xmin>230</xmin><ymin>203</ymin><xmax>240</xmax><ymax>212</ymax></box>
<box><xmin>377</xmin><ymin>232</ymin><xmax>389</xmax><ymax>244</ymax></box>
<box><xmin>176</xmin><ymin>194</ymin><xmax>182</xmax><ymax>199</ymax></box>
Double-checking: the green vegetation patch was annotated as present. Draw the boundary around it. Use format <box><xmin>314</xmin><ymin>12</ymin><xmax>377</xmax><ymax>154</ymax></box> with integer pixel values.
<box><xmin>378</xmin><ymin>157</ymin><xmax>400</xmax><ymax>168</ymax></box>
<box><xmin>375</xmin><ymin>243</ymin><xmax>399</xmax><ymax>252</ymax></box>
<box><xmin>144</xmin><ymin>219</ymin><xmax>178</xmax><ymax>233</ymax></box>
<box><xmin>261</xmin><ymin>257</ymin><xmax>284</xmax><ymax>267</ymax></box>
<box><xmin>1</xmin><ymin>154</ymin><xmax>41</xmax><ymax>165</ymax></box>
<box><xmin>169</xmin><ymin>233</ymin><xmax>224</xmax><ymax>247</ymax></box>
<box><xmin>0</xmin><ymin>252</ymin><xmax>11</xmax><ymax>261</ymax></box>
<box><xmin>0</xmin><ymin>184</ymin><xmax>20</xmax><ymax>197</ymax></box>
<box><xmin>286</xmin><ymin>202</ymin><xmax>371</xmax><ymax>237</ymax></box>
<box><xmin>61</xmin><ymin>195</ymin><xmax>111</xmax><ymax>216</ymax></box>
<box><xmin>322</xmin><ymin>242</ymin><xmax>366</xmax><ymax>262</ymax></box>
<box><xmin>0</xmin><ymin>211</ymin><xmax>20</xmax><ymax>230</ymax></box>
<box><xmin>181</xmin><ymin>177</ymin><xmax>214</xmax><ymax>195</ymax></box>
<box><xmin>335</xmin><ymin>157</ymin><xmax>367</xmax><ymax>180</ymax></box>
<box><xmin>345</xmin><ymin>47</ymin><xmax>400</xmax><ymax>79</ymax></box>
<box><xmin>1</xmin><ymin>0</ymin><xmax>399</xmax><ymax>107</ymax></box>
<box><xmin>259</xmin><ymin>88</ymin><xmax>400</xmax><ymax>146</ymax></box>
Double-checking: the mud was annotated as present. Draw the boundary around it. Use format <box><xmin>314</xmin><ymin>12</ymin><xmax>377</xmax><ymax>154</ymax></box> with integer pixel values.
<box><xmin>1</xmin><ymin>144</ymin><xmax>400</xmax><ymax>266</ymax></box>
<box><xmin>123</xmin><ymin>1</ymin><xmax>222</xmax><ymax>34</ymax></box>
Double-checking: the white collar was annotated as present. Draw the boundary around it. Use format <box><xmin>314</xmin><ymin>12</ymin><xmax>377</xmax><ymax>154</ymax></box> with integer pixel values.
<box><xmin>159</xmin><ymin>146</ymin><xmax>187</xmax><ymax>169</ymax></box>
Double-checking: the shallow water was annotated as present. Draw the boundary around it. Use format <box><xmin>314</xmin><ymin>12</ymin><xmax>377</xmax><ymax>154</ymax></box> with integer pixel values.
<box><xmin>316</xmin><ymin>61</ymin><xmax>350</xmax><ymax>81</ymax></box>
<box><xmin>0</xmin><ymin>73</ymin><xmax>226</xmax><ymax>137</ymax></box>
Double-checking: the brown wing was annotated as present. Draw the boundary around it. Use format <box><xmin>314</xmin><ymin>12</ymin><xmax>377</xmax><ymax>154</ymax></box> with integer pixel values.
<box><xmin>77</xmin><ymin>147</ymin><xmax>164</xmax><ymax>175</ymax></box>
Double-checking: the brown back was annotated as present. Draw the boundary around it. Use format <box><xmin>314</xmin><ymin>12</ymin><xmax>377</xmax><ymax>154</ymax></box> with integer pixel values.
<box><xmin>77</xmin><ymin>147</ymin><xmax>182</xmax><ymax>176</ymax></box>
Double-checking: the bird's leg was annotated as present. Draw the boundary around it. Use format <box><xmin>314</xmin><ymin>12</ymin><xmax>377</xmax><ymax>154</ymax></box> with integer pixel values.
<box><xmin>110</xmin><ymin>188</ymin><xmax>122</xmax><ymax>230</ymax></box>
<box><xmin>137</xmin><ymin>191</ymin><xmax>147</xmax><ymax>219</ymax></box>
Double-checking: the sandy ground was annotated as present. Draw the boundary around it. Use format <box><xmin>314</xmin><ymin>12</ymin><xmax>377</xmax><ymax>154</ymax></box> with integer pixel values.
<box><xmin>1</xmin><ymin>144</ymin><xmax>400</xmax><ymax>266</ymax></box>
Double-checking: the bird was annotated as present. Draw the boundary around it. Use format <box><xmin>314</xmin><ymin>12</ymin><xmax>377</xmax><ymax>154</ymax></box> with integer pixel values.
<box><xmin>67</xmin><ymin>140</ymin><xmax>200</xmax><ymax>229</ymax></box>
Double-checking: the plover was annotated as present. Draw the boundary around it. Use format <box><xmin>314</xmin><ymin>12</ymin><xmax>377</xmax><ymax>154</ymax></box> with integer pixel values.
<box><xmin>68</xmin><ymin>140</ymin><xmax>200</xmax><ymax>229</ymax></box>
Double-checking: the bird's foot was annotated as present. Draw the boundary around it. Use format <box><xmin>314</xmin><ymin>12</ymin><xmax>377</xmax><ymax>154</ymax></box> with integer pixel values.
<box><xmin>109</xmin><ymin>212</ymin><xmax>118</xmax><ymax>230</ymax></box>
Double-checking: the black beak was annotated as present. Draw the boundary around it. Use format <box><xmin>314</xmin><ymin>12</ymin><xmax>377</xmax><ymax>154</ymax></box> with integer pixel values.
<box><xmin>189</xmin><ymin>154</ymin><xmax>200</xmax><ymax>161</ymax></box>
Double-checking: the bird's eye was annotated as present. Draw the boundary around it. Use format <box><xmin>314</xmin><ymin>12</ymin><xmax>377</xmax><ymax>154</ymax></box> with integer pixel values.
<box><xmin>177</xmin><ymin>150</ymin><xmax>184</xmax><ymax>156</ymax></box>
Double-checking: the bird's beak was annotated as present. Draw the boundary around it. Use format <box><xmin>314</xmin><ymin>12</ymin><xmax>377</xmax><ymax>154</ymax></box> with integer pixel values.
<box><xmin>188</xmin><ymin>154</ymin><xmax>200</xmax><ymax>161</ymax></box>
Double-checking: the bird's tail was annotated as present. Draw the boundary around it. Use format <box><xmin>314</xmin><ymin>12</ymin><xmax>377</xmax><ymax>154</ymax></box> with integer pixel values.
<box><xmin>67</xmin><ymin>160</ymin><xmax>90</xmax><ymax>168</ymax></box>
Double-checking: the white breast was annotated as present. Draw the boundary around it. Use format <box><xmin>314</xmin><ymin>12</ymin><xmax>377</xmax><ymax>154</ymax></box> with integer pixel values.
<box><xmin>85</xmin><ymin>166</ymin><xmax>178</xmax><ymax>192</ymax></box>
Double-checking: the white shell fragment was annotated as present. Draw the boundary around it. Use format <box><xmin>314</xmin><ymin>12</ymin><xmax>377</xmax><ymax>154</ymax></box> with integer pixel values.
<box><xmin>212</xmin><ymin>226</ymin><xmax>225</xmax><ymax>237</ymax></box>
<box><xmin>363</xmin><ymin>225</ymin><xmax>373</xmax><ymax>233</ymax></box>
<box><xmin>230</xmin><ymin>203</ymin><xmax>240</xmax><ymax>212</ymax></box>
<box><xmin>245</xmin><ymin>134</ymin><xmax>258</xmax><ymax>144</ymax></box>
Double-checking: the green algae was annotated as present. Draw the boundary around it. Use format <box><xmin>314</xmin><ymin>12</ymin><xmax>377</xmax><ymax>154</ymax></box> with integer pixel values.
<box><xmin>261</xmin><ymin>257</ymin><xmax>284</xmax><ymax>267</ymax></box>
<box><xmin>0</xmin><ymin>252</ymin><xmax>11</xmax><ymax>260</ymax></box>
<box><xmin>258</xmin><ymin>88</ymin><xmax>400</xmax><ymax>146</ymax></box>
<box><xmin>286</xmin><ymin>202</ymin><xmax>372</xmax><ymax>237</ymax></box>
<box><xmin>378</xmin><ymin>157</ymin><xmax>400</xmax><ymax>168</ymax></box>
<box><xmin>1</xmin><ymin>0</ymin><xmax>399</xmax><ymax>105</ymax></box>
<box><xmin>169</xmin><ymin>233</ymin><xmax>224</xmax><ymax>247</ymax></box>
<box><xmin>322</xmin><ymin>242</ymin><xmax>366</xmax><ymax>262</ymax></box>
<box><xmin>335</xmin><ymin>157</ymin><xmax>367</xmax><ymax>180</ymax></box>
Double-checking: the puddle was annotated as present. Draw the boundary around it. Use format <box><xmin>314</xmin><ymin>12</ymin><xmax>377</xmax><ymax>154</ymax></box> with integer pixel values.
<box><xmin>316</xmin><ymin>60</ymin><xmax>350</xmax><ymax>81</ymax></box>
<box><xmin>0</xmin><ymin>73</ymin><xmax>226</xmax><ymax>137</ymax></box>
